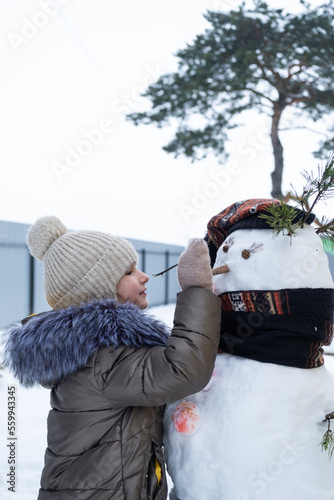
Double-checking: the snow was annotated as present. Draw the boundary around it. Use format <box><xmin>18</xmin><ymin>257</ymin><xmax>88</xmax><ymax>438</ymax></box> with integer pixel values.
<box><xmin>165</xmin><ymin>354</ymin><xmax>334</xmax><ymax>500</ymax></box>
<box><xmin>0</xmin><ymin>368</ymin><xmax>50</xmax><ymax>499</ymax></box>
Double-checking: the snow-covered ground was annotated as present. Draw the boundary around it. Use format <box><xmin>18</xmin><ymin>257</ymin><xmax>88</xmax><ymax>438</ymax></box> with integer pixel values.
<box><xmin>0</xmin><ymin>303</ymin><xmax>333</xmax><ymax>500</ymax></box>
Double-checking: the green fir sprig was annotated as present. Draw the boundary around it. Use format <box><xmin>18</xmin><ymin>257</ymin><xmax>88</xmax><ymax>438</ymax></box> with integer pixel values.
<box><xmin>259</xmin><ymin>153</ymin><xmax>334</xmax><ymax>246</ymax></box>
<box><xmin>258</xmin><ymin>202</ymin><xmax>304</xmax><ymax>238</ymax></box>
<box><xmin>319</xmin><ymin>412</ymin><xmax>334</xmax><ymax>461</ymax></box>
<box><xmin>290</xmin><ymin>153</ymin><xmax>334</xmax><ymax>220</ymax></box>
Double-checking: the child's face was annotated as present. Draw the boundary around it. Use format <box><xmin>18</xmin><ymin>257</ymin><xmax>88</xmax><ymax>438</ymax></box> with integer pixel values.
<box><xmin>116</xmin><ymin>263</ymin><xmax>149</xmax><ymax>309</ymax></box>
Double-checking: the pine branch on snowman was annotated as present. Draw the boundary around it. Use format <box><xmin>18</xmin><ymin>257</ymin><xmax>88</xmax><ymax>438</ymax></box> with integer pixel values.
<box><xmin>164</xmin><ymin>155</ymin><xmax>334</xmax><ymax>500</ymax></box>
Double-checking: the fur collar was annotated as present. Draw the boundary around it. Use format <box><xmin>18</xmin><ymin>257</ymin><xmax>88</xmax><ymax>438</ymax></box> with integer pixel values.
<box><xmin>2</xmin><ymin>299</ymin><xmax>170</xmax><ymax>388</ymax></box>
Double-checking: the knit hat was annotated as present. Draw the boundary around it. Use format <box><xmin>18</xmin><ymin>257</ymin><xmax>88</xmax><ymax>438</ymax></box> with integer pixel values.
<box><xmin>26</xmin><ymin>216</ymin><xmax>138</xmax><ymax>309</ymax></box>
<box><xmin>205</xmin><ymin>198</ymin><xmax>315</xmax><ymax>265</ymax></box>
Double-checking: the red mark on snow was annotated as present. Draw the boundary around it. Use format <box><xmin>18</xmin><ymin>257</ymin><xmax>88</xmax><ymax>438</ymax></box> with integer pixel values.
<box><xmin>172</xmin><ymin>401</ymin><xmax>201</xmax><ymax>435</ymax></box>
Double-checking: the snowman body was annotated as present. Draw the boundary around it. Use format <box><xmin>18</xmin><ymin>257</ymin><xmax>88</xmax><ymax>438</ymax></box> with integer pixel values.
<box><xmin>164</xmin><ymin>225</ymin><xmax>334</xmax><ymax>500</ymax></box>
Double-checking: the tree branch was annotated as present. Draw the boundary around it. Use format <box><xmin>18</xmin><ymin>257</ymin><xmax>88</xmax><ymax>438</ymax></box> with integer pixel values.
<box><xmin>279</xmin><ymin>126</ymin><xmax>329</xmax><ymax>136</ymax></box>
<box><xmin>244</xmin><ymin>86</ymin><xmax>275</xmax><ymax>104</ymax></box>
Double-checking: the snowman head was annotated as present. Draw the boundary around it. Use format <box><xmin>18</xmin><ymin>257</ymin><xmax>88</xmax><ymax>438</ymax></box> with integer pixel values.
<box><xmin>206</xmin><ymin>199</ymin><xmax>334</xmax><ymax>293</ymax></box>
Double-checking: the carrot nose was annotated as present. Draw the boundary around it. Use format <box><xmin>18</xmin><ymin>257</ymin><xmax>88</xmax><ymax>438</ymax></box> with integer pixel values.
<box><xmin>212</xmin><ymin>264</ymin><xmax>230</xmax><ymax>276</ymax></box>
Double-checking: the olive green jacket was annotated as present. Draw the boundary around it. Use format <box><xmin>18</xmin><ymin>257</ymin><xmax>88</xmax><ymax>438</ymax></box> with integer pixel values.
<box><xmin>5</xmin><ymin>287</ymin><xmax>221</xmax><ymax>499</ymax></box>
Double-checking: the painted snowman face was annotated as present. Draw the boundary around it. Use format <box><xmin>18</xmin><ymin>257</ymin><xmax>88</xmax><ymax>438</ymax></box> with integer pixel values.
<box><xmin>213</xmin><ymin>225</ymin><xmax>334</xmax><ymax>294</ymax></box>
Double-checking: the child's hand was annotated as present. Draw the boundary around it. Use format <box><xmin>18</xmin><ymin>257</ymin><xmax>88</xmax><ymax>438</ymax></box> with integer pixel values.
<box><xmin>177</xmin><ymin>239</ymin><xmax>213</xmax><ymax>291</ymax></box>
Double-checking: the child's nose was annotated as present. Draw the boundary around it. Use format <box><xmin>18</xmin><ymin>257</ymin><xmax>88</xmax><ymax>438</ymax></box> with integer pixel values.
<box><xmin>141</xmin><ymin>271</ymin><xmax>149</xmax><ymax>283</ymax></box>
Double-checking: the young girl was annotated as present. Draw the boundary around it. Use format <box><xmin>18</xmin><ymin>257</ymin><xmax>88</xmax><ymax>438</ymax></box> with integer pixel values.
<box><xmin>2</xmin><ymin>215</ymin><xmax>221</xmax><ymax>500</ymax></box>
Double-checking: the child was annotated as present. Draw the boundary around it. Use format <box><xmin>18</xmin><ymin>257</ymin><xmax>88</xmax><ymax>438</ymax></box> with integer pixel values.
<box><xmin>2</xmin><ymin>215</ymin><xmax>221</xmax><ymax>500</ymax></box>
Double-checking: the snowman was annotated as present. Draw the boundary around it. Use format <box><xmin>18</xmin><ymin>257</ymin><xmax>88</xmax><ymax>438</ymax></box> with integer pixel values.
<box><xmin>164</xmin><ymin>198</ymin><xmax>334</xmax><ymax>500</ymax></box>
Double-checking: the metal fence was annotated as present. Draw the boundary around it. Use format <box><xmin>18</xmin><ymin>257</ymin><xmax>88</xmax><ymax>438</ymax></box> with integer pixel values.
<box><xmin>0</xmin><ymin>220</ymin><xmax>183</xmax><ymax>329</ymax></box>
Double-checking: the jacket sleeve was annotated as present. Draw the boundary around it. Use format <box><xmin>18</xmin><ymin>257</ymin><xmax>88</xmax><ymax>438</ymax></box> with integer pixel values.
<box><xmin>95</xmin><ymin>287</ymin><xmax>221</xmax><ymax>407</ymax></box>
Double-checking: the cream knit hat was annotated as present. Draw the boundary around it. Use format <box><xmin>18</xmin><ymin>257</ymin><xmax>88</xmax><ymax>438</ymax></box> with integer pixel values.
<box><xmin>26</xmin><ymin>216</ymin><xmax>138</xmax><ymax>309</ymax></box>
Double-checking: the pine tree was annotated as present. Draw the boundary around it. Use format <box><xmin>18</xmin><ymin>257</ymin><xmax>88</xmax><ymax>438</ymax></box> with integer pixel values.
<box><xmin>128</xmin><ymin>0</ymin><xmax>334</xmax><ymax>198</ymax></box>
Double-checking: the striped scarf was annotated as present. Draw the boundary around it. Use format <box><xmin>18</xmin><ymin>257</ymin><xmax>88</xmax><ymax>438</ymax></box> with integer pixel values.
<box><xmin>218</xmin><ymin>288</ymin><xmax>334</xmax><ymax>368</ymax></box>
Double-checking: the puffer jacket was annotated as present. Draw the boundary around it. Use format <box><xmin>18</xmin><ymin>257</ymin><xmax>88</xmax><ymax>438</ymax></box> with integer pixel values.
<box><xmin>3</xmin><ymin>287</ymin><xmax>221</xmax><ymax>500</ymax></box>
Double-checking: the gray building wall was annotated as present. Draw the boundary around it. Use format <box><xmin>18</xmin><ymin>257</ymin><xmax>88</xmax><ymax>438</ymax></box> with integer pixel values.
<box><xmin>0</xmin><ymin>220</ymin><xmax>183</xmax><ymax>329</ymax></box>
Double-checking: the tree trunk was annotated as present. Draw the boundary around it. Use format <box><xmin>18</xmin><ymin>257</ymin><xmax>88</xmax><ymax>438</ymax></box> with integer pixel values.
<box><xmin>270</xmin><ymin>105</ymin><xmax>284</xmax><ymax>199</ymax></box>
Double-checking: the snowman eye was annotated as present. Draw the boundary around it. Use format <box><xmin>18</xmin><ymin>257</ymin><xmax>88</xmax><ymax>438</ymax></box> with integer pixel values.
<box><xmin>242</xmin><ymin>249</ymin><xmax>250</xmax><ymax>259</ymax></box>
<box><xmin>222</xmin><ymin>237</ymin><xmax>234</xmax><ymax>253</ymax></box>
<box><xmin>241</xmin><ymin>243</ymin><xmax>263</xmax><ymax>259</ymax></box>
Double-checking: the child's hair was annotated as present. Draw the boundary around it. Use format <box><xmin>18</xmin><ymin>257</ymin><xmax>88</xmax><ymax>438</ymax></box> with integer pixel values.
<box><xmin>27</xmin><ymin>216</ymin><xmax>138</xmax><ymax>309</ymax></box>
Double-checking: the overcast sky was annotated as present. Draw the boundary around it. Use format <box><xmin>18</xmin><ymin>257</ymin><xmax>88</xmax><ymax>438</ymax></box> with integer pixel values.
<box><xmin>1</xmin><ymin>0</ymin><xmax>332</xmax><ymax>245</ymax></box>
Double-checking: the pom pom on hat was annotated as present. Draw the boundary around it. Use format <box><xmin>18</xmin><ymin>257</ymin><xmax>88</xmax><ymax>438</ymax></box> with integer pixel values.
<box><xmin>26</xmin><ymin>216</ymin><xmax>138</xmax><ymax>309</ymax></box>
<box><xmin>27</xmin><ymin>216</ymin><xmax>67</xmax><ymax>261</ymax></box>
